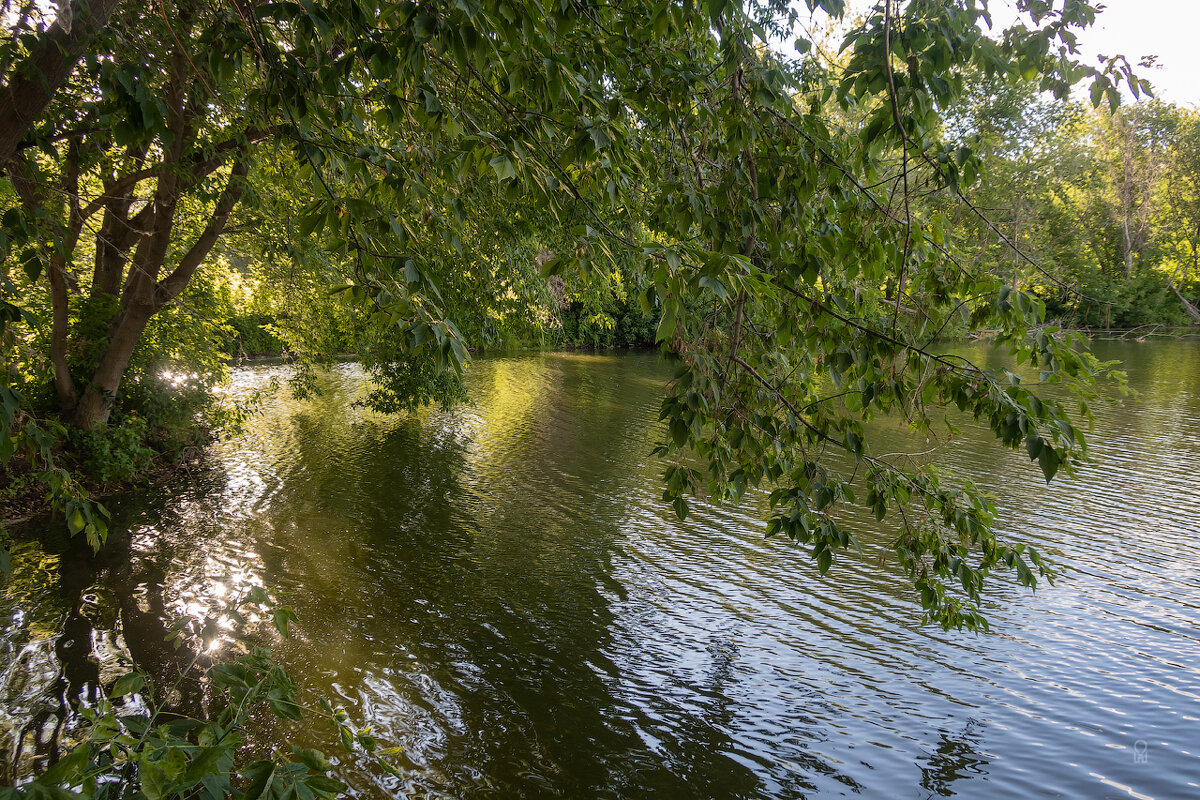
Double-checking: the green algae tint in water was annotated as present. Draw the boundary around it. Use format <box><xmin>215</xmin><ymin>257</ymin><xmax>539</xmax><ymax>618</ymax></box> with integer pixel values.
<box><xmin>4</xmin><ymin>342</ymin><xmax>1200</xmax><ymax>798</ymax></box>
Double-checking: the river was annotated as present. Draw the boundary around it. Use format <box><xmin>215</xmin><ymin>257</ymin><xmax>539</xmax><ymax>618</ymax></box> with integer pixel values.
<box><xmin>2</xmin><ymin>340</ymin><xmax>1199</xmax><ymax>798</ymax></box>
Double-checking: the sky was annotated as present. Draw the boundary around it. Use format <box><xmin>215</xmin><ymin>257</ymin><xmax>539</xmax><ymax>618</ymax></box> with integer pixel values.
<box><xmin>820</xmin><ymin>0</ymin><xmax>1200</xmax><ymax>108</ymax></box>
<box><xmin>1009</xmin><ymin>0</ymin><xmax>1200</xmax><ymax>107</ymax></box>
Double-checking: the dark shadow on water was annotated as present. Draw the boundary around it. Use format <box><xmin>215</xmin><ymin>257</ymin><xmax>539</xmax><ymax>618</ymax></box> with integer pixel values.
<box><xmin>918</xmin><ymin>718</ymin><xmax>990</xmax><ymax>798</ymax></box>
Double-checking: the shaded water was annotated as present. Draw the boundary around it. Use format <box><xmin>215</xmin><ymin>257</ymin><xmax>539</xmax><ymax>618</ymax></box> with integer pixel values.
<box><xmin>4</xmin><ymin>341</ymin><xmax>1200</xmax><ymax>798</ymax></box>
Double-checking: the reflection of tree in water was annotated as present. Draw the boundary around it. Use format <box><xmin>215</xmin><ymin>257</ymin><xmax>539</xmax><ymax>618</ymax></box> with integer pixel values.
<box><xmin>218</xmin><ymin>353</ymin><xmax>837</xmax><ymax>799</ymax></box>
<box><xmin>327</xmin><ymin>354</ymin><xmax>680</xmax><ymax>798</ymax></box>
<box><xmin>0</xmin><ymin>535</ymin><xmax>79</xmax><ymax>783</ymax></box>
<box><xmin>0</xmin><ymin>355</ymin><xmax>865</xmax><ymax>797</ymax></box>
<box><xmin>0</xmin><ymin>519</ymin><xmax>205</xmax><ymax>784</ymax></box>
<box><xmin>918</xmin><ymin>717</ymin><xmax>990</xmax><ymax>797</ymax></box>
<box><xmin>636</xmin><ymin>629</ymin><xmax>860</xmax><ymax>800</ymax></box>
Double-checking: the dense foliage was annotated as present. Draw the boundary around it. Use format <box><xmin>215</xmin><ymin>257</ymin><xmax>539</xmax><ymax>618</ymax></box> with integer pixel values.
<box><xmin>0</xmin><ymin>0</ymin><xmax>1157</xmax><ymax>618</ymax></box>
<box><xmin>1</xmin><ymin>0</ymin><xmax>1193</xmax><ymax>789</ymax></box>
<box><xmin>945</xmin><ymin>82</ymin><xmax>1200</xmax><ymax>327</ymax></box>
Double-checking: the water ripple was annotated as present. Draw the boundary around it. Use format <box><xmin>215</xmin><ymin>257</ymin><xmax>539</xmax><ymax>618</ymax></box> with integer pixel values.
<box><xmin>5</xmin><ymin>343</ymin><xmax>1199</xmax><ymax>798</ymax></box>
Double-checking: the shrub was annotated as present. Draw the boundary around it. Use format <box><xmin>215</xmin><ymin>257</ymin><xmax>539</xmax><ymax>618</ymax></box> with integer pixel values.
<box><xmin>67</xmin><ymin>417</ymin><xmax>154</xmax><ymax>485</ymax></box>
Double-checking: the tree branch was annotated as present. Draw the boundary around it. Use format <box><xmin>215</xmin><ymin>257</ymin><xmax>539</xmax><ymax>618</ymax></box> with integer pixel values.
<box><xmin>0</xmin><ymin>0</ymin><xmax>123</xmax><ymax>171</ymax></box>
<box><xmin>154</xmin><ymin>156</ymin><xmax>249</xmax><ymax>308</ymax></box>
<box><xmin>78</xmin><ymin>127</ymin><xmax>275</xmax><ymax>223</ymax></box>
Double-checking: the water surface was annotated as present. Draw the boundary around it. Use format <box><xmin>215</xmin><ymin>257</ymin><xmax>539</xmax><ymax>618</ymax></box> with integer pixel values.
<box><xmin>3</xmin><ymin>341</ymin><xmax>1200</xmax><ymax>798</ymax></box>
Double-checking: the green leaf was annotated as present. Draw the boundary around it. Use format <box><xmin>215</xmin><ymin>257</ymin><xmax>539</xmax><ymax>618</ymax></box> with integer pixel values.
<box><xmin>293</xmin><ymin>748</ymin><xmax>333</xmax><ymax>773</ymax></box>
<box><xmin>489</xmin><ymin>155</ymin><xmax>516</xmax><ymax>182</ymax></box>
<box><xmin>672</xmin><ymin>496</ymin><xmax>688</xmax><ymax>521</ymax></box>
<box><xmin>298</xmin><ymin>211</ymin><xmax>325</xmax><ymax>237</ymax></box>
<box><xmin>111</xmin><ymin>672</ymin><xmax>144</xmax><ymax>697</ymax></box>
<box><xmin>272</xmin><ymin>606</ymin><xmax>299</xmax><ymax>638</ymax></box>
<box><xmin>655</xmin><ymin>303</ymin><xmax>677</xmax><ymax>343</ymax></box>
<box><xmin>142</xmin><ymin>759</ymin><xmax>169</xmax><ymax>800</ymax></box>
<box><xmin>183</xmin><ymin>745</ymin><xmax>230</xmax><ymax>784</ymax></box>
<box><xmin>38</xmin><ymin>743</ymin><xmax>91</xmax><ymax>787</ymax></box>
<box><xmin>588</xmin><ymin>126</ymin><xmax>611</xmax><ymax>151</ymax></box>
<box><xmin>122</xmin><ymin>714</ymin><xmax>151</xmax><ymax>735</ymax></box>
<box><xmin>670</xmin><ymin>417</ymin><xmax>688</xmax><ymax>448</ymax></box>
<box><xmin>411</xmin><ymin>13</ymin><xmax>436</xmax><ymax>40</ymax></box>
<box><xmin>21</xmin><ymin>250</ymin><xmax>43</xmax><ymax>282</ymax></box>
<box><xmin>697</xmin><ymin>275</ymin><xmax>727</xmax><ymax>299</ymax></box>
<box><xmin>240</xmin><ymin>761</ymin><xmax>276</xmax><ymax>800</ymax></box>
<box><xmin>304</xmin><ymin>776</ymin><xmax>347</xmax><ymax>795</ymax></box>
<box><xmin>1038</xmin><ymin>446</ymin><xmax>1059</xmax><ymax>482</ymax></box>
<box><xmin>862</xmin><ymin>109</ymin><xmax>888</xmax><ymax>145</ymax></box>
<box><xmin>269</xmin><ymin>696</ymin><xmax>303</xmax><ymax>721</ymax></box>
<box><xmin>1025</xmin><ymin>434</ymin><xmax>1043</xmax><ymax>461</ymax></box>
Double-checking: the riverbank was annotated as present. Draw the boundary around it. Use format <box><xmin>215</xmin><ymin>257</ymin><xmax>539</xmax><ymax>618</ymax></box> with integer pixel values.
<box><xmin>5</xmin><ymin>344</ymin><xmax>656</xmax><ymax>530</ymax></box>
<box><xmin>8</xmin><ymin>330</ymin><xmax>1194</xmax><ymax>533</ymax></box>
<box><xmin>0</xmin><ymin>420</ymin><xmax>215</xmax><ymax>530</ymax></box>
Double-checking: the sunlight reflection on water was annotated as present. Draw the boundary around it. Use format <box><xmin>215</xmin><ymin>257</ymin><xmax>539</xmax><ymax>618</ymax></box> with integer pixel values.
<box><xmin>4</xmin><ymin>341</ymin><xmax>1200</xmax><ymax>798</ymax></box>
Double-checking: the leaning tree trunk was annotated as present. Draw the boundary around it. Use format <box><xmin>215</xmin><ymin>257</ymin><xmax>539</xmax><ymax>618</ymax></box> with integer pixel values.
<box><xmin>1167</xmin><ymin>253</ymin><xmax>1200</xmax><ymax>325</ymax></box>
<box><xmin>1169</xmin><ymin>283</ymin><xmax>1200</xmax><ymax>323</ymax></box>
<box><xmin>71</xmin><ymin>305</ymin><xmax>155</xmax><ymax>429</ymax></box>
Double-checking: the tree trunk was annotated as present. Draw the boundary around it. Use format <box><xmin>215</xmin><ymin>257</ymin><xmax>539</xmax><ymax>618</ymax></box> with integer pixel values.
<box><xmin>70</xmin><ymin>155</ymin><xmax>248</xmax><ymax>429</ymax></box>
<box><xmin>1122</xmin><ymin>212</ymin><xmax>1134</xmax><ymax>278</ymax></box>
<box><xmin>1167</xmin><ymin>258</ymin><xmax>1200</xmax><ymax>325</ymax></box>
<box><xmin>1169</xmin><ymin>282</ymin><xmax>1200</xmax><ymax>323</ymax></box>
<box><xmin>71</xmin><ymin>305</ymin><xmax>153</xmax><ymax>429</ymax></box>
<box><xmin>1012</xmin><ymin>192</ymin><xmax>1022</xmax><ymax>288</ymax></box>
<box><xmin>49</xmin><ymin>141</ymin><xmax>85</xmax><ymax>412</ymax></box>
<box><xmin>0</xmin><ymin>0</ymin><xmax>122</xmax><ymax>171</ymax></box>
<box><xmin>6</xmin><ymin>154</ymin><xmax>81</xmax><ymax>410</ymax></box>
<box><xmin>48</xmin><ymin>253</ymin><xmax>78</xmax><ymax>411</ymax></box>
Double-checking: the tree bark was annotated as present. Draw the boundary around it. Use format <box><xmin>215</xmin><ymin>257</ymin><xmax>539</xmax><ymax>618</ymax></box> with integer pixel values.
<box><xmin>1169</xmin><ymin>282</ymin><xmax>1200</xmax><ymax>323</ymax></box>
<box><xmin>1012</xmin><ymin>192</ymin><xmax>1023</xmax><ymax>289</ymax></box>
<box><xmin>48</xmin><ymin>149</ymin><xmax>82</xmax><ymax>412</ymax></box>
<box><xmin>0</xmin><ymin>0</ymin><xmax>122</xmax><ymax>172</ymax></box>
<box><xmin>1122</xmin><ymin>211</ymin><xmax>1134</xmax><ymax>277</ymax></box>
<box><xmin>155</xmin><ymin>158</ymin><xmax>249</xmax><ymax>305</ymax></box>
<box><xmin>71</xmin><ymin>155</ymin><xmax>249</xmax><ymax>429</ymax></box>
<box><xmin>6</xmin><ymin>154</ymin><xmax>81</xmax><ymax>411</ymax></box>
<box><xmin>1167</xmin><ymin>256</ymin><xmax>1200</xmax><ymax>324</ymax></box>
<box><xmin>71</xmin><ymin>304</ymin><xmax>155</xmax><ymax>429</ymax></box>
<box><xmin>89</xmin><ymin>145</ymin><xmax>147</xmax><ymax>301</ymax></box>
